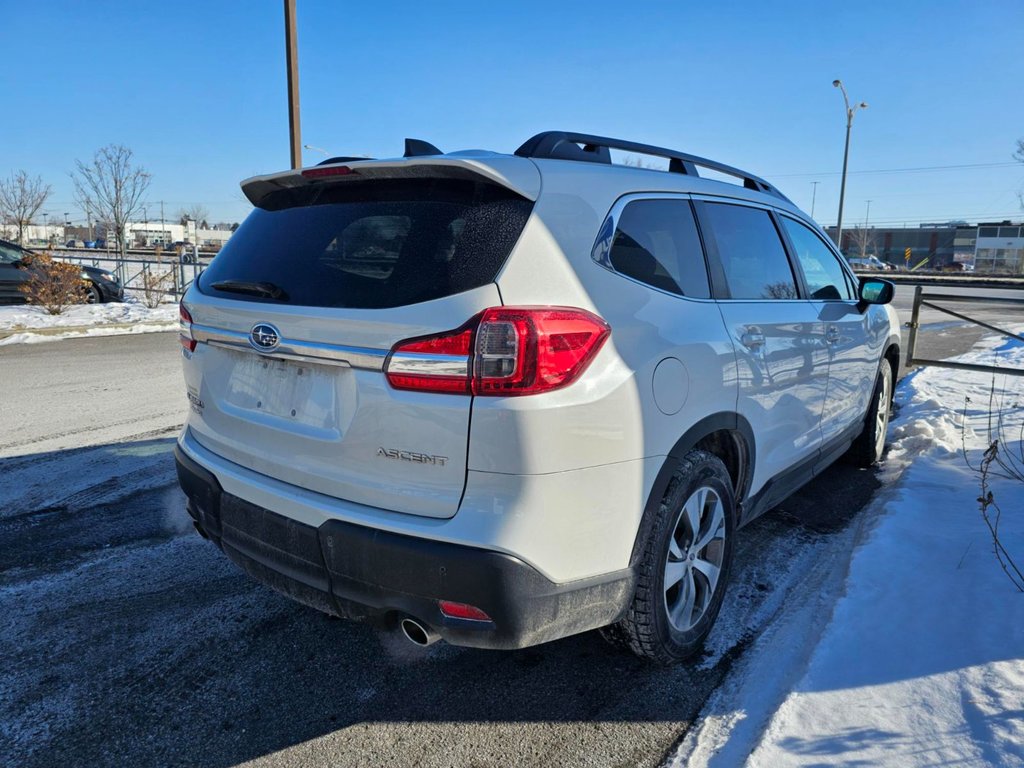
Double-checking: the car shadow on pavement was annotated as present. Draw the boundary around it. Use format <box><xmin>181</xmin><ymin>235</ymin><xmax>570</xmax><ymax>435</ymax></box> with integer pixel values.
<box><xmin>1</xmin><ymin>437</ymin><xmax>882</xmax><ymax>768</ymax></box>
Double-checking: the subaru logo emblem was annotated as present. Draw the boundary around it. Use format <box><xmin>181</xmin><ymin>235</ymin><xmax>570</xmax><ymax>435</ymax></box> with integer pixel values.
<box><xmin>249</xmin><ymin>323</ymin><xmax>281</xmax><ymax>352</ymax></box>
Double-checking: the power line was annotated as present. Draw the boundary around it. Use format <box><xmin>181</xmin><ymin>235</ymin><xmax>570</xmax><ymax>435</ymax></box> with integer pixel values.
<box><xmin>771</xmin><ymin>161</ymin><xmax>1021</xmax><ymax>179</ymax></box>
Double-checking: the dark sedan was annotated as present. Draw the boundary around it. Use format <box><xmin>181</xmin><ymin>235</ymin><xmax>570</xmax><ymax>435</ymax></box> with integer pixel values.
<box><xmin>0</xmin><ymin>239</ymin><xmax>124</xmax><ymax>304</ymax></box>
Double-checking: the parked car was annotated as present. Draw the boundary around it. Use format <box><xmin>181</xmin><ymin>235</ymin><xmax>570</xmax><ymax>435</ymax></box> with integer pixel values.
<box><xmin>0</xmin><ymin>239</ymin><xmax>124</xmax><ymax>304</ymax></box>
<box><xmin>846</xmin><ymin>255</ymin><xmax>893</xmax><ymax>271</ymax></box>
<box><xmin>175</xmin><ymin>132</ymin><xmax>899</xmax><ymax>662</ymax></box>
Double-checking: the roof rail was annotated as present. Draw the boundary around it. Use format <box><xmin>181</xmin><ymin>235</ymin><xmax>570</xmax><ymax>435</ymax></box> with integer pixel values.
<box><xmin>514</xmin><ymin>131</ymin><xmax>790</xmax><ymax>203</ymax></box>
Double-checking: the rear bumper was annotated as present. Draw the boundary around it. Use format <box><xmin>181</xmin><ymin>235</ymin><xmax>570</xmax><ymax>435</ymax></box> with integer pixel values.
<box><xmin>175</xmin><ymin>444</ymin><xmax>634</xmax><ymax>650</ymax></box>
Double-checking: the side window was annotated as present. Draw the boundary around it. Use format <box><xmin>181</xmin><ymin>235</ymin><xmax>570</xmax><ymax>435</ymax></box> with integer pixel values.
<box><xmin>0</xmin><ymin>244</ymin><xmax>23</xmax><ymax>264</ymax></box>
<box><xmin>595</xmin><ymin>199</ymin><xmax>710</xmax><ymax>299</ymax></box>
<box><xmin>780</xmin><ymin>216</ymin><xmax>854</xmax><ymax>301</ymax></box>
<box><xmin>701</xmin><ymin>203</ymin><xmax>797</xmax><ymax>300</ymax></box>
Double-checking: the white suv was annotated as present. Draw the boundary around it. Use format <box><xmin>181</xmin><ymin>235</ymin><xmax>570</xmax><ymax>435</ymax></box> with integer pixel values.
<box><xmin>175</xmin><ymin>132</ymin><xmax>899</xmax><ymax>662</ymax></box>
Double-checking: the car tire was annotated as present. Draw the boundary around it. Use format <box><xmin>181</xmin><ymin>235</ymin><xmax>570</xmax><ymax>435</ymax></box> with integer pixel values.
<box><xmin>83</xmin><ymin>283</ymin><xmax>102</xmax><ymax>304</ymax></box>
<box><xmin>607</xmin><ymin>450</ymin><xmax>735</xmax><ymax>664</ymax></box>
<box><xmin>847</xmin><ymin>361</ymin><xmax>893</xmax><ymax>467</ymax></box>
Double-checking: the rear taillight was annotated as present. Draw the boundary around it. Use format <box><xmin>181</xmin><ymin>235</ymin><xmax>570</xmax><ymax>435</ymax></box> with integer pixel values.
<box><xmin>179</xmin><ymin>302</ymin><xmax>196</xmax><ymax>352</ymax></box>
<box><xmin>385</xmin><ymin>307</ymin><xmax>609</xmax><ymax>396</ymax></box>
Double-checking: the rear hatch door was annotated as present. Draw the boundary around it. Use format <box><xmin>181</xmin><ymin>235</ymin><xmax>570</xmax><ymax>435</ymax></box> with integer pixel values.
<box><xmin>183</xmin><ymin>170</ymin><xmax>535</xmax><ymax>519</ymax></box>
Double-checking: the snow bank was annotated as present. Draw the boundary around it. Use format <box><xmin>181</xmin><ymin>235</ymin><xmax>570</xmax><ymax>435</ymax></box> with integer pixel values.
<box><xmin>0</xmin><ymin>300</ymin><xmax>177</xmax><ymax>345</ymax></box>
<box><xmin>673</xmin><ymin>332</ymin><xmax>1024</xmax><ymax>768</ymax></box>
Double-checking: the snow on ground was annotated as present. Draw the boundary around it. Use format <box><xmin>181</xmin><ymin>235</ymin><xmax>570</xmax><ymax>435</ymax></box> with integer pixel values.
<box><xmin>0</xmin><ymin>300</ymin><xmax>177</xmax><ymax>345</ymax></box>
<box><xmin>672</xmin><ymin>331</ymin><xmax>1024</xmax><ymax>768</ymax></box>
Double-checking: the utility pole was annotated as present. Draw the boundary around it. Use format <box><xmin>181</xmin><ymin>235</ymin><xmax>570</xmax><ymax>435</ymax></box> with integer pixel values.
<box><xmin>284</xmin><ymin>0</ymin><xmax>302</xmax><ymax>169</ymax></box>
<box><xmin>864</xmin><ymin>200</ymin><xmax>872</xmax><ymax>228</ymax></box>
<box><xmin>810</xmin><ymin>181</ymin><xmax>819</xmax><ymax>219</ymax></box>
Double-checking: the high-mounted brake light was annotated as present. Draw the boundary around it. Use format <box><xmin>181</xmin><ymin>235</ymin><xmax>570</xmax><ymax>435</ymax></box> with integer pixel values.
<box><xmin>385</xmin><ymin>307</ymin><xmax>610</xmax><ymax>396</ymax></box>
<box><xmin>300</xmin><ymin>166</ymin><xmax>355</xmax><ymax>178</ymax></box>
<box><xmin>179</xmin><ymin>302</ymin><xmax>196</xmax><ymax>352</ymax></box>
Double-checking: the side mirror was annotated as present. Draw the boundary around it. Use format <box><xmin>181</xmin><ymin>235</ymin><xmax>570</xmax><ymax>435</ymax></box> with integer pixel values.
<box><xmin>859</xmin><ymin>277</ymin><xmax>894</xmax><ymax>306</ymax></box>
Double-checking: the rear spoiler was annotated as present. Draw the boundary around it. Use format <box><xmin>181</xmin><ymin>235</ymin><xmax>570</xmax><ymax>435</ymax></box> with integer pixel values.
<box><xmin>240</xmin><ymin>153</ymin><xmax>542</xmax><ymax>207</ymax></box>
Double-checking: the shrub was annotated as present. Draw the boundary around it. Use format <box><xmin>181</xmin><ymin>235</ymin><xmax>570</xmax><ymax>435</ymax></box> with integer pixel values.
<box><xmin>18</xmin><ymin>253</ymin><xmax>87</xmax><ymax>315</ymax></box>
<box><xmin>141</xmin><ymin>269</ymin><xmax>175</xmax><ymax>308</ymax></box>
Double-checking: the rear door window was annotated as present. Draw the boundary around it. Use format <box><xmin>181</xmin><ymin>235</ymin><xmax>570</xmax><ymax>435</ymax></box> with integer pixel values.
<box><xmin>199</xmin><ymin>178</ymin><xmax>532</xmax><ymax>309</ymax></box>
<box><xmin>699</xmin><ymin>202</ymin><xmax>798</xmax><ymax>300</ymax></box>
<box><xmin>594</xmin><ymin>198</ymin><xmax>710</xmax><ymax>298</ymax></box>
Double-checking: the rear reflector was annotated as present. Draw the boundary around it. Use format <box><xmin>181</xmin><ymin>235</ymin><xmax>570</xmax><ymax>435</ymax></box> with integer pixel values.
<box><xmin>385</xmin><ymin>307</ymin><xmax>609</xmax><ymax>396</ymax></box>
<box><xmin>179</xmin><ymin>302</ymin><xmax>196</xmax><ymax>352</ymax></box>
<box><xmin>300</xmin><ymin>166</ymin><xmax>355</xmax><ymax>178</ymax></box>
<box><xmin>438</xmin><ymin>601</ymin><xmax>492</xmax><ymax>622</ymax></box>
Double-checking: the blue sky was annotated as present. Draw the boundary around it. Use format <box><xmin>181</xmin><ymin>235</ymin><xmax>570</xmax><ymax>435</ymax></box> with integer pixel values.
<box><xmin>3</xmin><ymin>0</ymin><xmax>1022</xmax><ymax>228</ymax></box>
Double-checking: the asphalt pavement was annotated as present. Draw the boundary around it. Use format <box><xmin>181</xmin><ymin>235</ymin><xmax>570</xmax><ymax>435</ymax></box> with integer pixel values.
<box><xmin>4</xmin><ymin>282</ymin><xmax>1020</xmax><ymax>767</ymax></box>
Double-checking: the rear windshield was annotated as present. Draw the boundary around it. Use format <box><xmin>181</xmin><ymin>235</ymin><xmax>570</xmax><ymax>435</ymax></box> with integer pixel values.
<box><xmin>198</xmin><ymin>178</ymin><xmax>533</xmax><ymax>308</ymax></box>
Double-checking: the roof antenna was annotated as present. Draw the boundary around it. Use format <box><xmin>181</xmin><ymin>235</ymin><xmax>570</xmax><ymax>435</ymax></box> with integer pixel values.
<box><xmin>404</xmin><ymin>138</ymin><xmax>443</xmax><ymax>157</ymax></box>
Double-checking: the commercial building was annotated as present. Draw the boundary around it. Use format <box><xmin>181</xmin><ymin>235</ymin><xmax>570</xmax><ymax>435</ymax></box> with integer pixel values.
<box><xmin>824</xmin><ymin>221</ymin><xmax>1024</xmax><ymax>274</ymax></box>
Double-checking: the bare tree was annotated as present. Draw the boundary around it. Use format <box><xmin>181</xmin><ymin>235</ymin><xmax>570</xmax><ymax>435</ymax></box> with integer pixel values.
<box><xmin>72</xmin><ymin>145</ymin><xmax>151</xmax><ymax>260</ymax></box>
<box><xmin>620</xmin><ymin>155</ymin><xmax>660</xmax><ymax>169</ymax></box>
<box><xmin>0</xmin><ymin>171</ymin><xmax>52</xmax><ymax>245</ymax></box>
<box><xmin>848</xmin><ymin>226</ymin><xmax>876</xmax><ymax>259</ymax></box>
<box><xmin>177</xmin><ymin>204</ymin><xmax>210</xmax><ymax>230</ymax></box>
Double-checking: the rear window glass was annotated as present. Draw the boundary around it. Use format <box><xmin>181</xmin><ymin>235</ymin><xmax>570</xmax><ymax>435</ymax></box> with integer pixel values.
<box><xmin>199</xmin><ymin>178</ymin><xmax>532</xmax><ymax>308</ymax></box>
<box><xmin>596</xmin><ymin>199</ymin><xmax>710</xmax><ymax>298</ymax></box>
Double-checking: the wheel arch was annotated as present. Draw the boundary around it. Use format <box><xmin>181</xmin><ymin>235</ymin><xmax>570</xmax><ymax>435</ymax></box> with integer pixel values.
<box><xmin>629</xmin><ymin>412</ymin><xmax>754</xmax><ymax>569</ymax></box>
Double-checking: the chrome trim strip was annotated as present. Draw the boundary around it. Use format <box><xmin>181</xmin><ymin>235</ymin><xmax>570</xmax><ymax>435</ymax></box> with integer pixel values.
<box><xmin>191</xmin><ymin>323</ymin><xmax>388</xmax><ymax>371</ymax></box>
<box><xmin>385</xmin><ymin>352</ymin><xmax>470</xmax><ymax>377</ymax></box>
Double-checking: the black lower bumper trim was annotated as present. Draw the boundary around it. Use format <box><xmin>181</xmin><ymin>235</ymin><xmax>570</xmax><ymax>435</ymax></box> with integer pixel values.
<box><xmin>174</xmin><ymin>445</ymin><xmax>635</xmax><ymax>649</ymax></box>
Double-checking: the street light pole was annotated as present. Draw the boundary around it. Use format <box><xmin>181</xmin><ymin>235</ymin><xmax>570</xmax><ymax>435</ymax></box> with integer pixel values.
<box><xmin>832</xmin><ymin>79</ymin><xmax>868</xmax><ymax>252</ymax></box>
<box><xmin>284</xmin><ymin>0</ymin><xmax>302</xmax><ymax>169</ymax></box>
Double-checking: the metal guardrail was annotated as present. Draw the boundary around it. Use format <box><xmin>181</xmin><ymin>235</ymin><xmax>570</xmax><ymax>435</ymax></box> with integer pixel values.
<box><xmin>60</xmin><ymin>253</ymin><xmax>203</xmax><ymax>302</ymax></box>
<box><xmin>906</xmin><ymin>285</ymin><xmax>1024</xmax><ymax>376</ymax></box>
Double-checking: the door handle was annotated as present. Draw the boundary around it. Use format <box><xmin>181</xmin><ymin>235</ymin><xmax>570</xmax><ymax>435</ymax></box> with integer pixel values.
<box><xmin>825</xmin><ymin>326</ymin><xmax>840</xmax><ymax>345</ymax></box>
<box><xmin>740</xmin><ymin>331</ymin><xmax>766</xmax><ymax>350</ymax></box>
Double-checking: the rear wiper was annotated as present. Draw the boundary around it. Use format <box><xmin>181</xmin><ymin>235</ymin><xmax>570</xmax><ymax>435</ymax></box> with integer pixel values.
<box><xmin>210</xmin><ymin>280</ymin><xmax>289</xmax><ymax>301</ymax></box>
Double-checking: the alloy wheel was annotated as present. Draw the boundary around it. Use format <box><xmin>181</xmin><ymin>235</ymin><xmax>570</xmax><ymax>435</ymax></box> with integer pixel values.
<box><xmin>664</xmin><ymin>486</ymin><xmax>726</xmax><ymax>632</ymax></box>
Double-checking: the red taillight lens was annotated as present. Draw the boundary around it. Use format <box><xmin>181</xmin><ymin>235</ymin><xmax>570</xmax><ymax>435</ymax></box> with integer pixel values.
<box><xmin>384</xmin><ymin>323</ymin><xmax>475</xmax><ymax>394</ymax></box>
<box><xmin>179</xmin><ymin>302</ymin><xmax>196</xmax><ymax>352</ymax></box>
<box><xmin>385</xmin><ymin>307</ymin><xmax>609</xmax><ymax>396</ymax></box>
<box><xmin>474</xmin><ymin>307</ymin><xmax>610</xmax><ymax>395</ymax></box>
<box><xmin>438</xmin><ymin>600</ymin><xmax>492</xmax><ymax>622</ymax></box>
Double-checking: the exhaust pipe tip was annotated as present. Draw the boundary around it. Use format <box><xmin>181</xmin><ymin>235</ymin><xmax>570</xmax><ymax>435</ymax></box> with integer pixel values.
<box><xmin>400</xmin><ymin>617</ymin><xmax>441</xmax><ymax>647</ymax></box>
